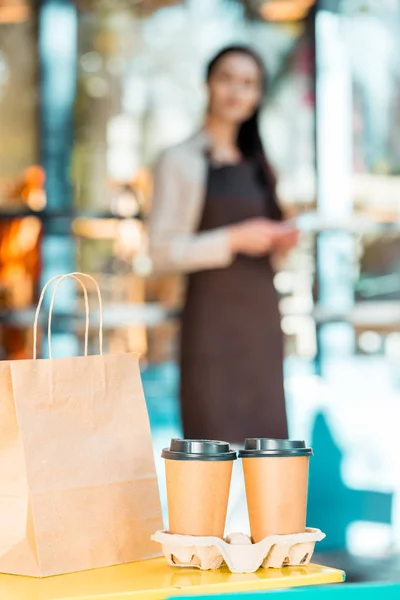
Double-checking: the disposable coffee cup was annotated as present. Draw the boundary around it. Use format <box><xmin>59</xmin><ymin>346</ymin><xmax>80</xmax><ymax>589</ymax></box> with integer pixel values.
<box><xmin>162</xmin><ymin>439</ymin><xmax>237</xmax><ymax>537</ymax></box>
<box><xmin>239</xmin><ymin>438</ymin><xmax>313</xmax><ymax>542</ymax></box>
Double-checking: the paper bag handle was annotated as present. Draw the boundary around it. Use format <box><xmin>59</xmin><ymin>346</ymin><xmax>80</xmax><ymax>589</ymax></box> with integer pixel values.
<box><xmin>33</xmin><ymin>272</ymin><xmax>103</xmax><ymax>359</ymax></box>
<box><xmin>33</xmin><ymin>274</ymin><xmax>89</xmax><ymax>360</ymax></box>
<box><xmin>48</xmin><ymin>273</ymin><xmax>103</xmax><ymax>357</ymax></box>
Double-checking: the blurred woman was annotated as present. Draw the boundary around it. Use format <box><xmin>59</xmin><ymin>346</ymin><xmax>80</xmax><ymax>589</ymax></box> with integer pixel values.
<box><xmin>149</xmin><ymin>45</ymin><xmax>298</xmax><ymax>443</ymax></box>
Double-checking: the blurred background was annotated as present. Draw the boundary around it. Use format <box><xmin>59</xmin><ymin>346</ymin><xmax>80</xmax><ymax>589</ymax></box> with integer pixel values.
<box><xmin>1</xmin><ymin>0</ymin><xmax>400</xmax><ymax>583</ymax></box>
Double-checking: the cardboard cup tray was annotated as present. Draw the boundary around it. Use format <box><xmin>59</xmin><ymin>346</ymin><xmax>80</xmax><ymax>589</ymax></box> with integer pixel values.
<box><xmin>152</xmin><ymin>528</ymin><xmax>325</xmax><ymax>574</ymax></box>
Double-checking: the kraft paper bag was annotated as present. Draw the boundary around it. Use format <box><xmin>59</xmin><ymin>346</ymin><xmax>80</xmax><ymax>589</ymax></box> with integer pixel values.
<box><xmin>0</xmin><ymin>272</ymin><xmax>163</xmax><ymax>577</ymax></box>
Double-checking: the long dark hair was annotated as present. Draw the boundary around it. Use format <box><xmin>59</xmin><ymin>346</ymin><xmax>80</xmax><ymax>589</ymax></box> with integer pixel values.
<box><xmin>206</xmin><ymin>45</ymin><xmax>282</xmax><ymax>220</ymax></box>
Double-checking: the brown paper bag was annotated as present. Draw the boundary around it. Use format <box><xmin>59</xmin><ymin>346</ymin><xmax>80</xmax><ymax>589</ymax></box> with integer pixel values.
<box><xmin>0</xmin><ymin>272</ymin><xmax>163</xmax><ymax>577</ymax></box>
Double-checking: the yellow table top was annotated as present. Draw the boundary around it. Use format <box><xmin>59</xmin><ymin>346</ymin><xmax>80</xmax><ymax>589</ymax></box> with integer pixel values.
<box><xmin>0</xmin><ymin>558</ymin><xmax>345</xmax><ymax>600</ymax></box>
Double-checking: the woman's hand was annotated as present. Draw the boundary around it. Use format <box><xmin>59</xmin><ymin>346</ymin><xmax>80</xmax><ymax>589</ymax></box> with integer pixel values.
<box><xmin>228</xmin><ymin>218</ymin><xmax>282</xmax><ymax>257</ymax></box>
<box><xmin>273</xmin><ymin>225</ymin><xmax>299</xmax><ymax>252</ymax></box>
<box><xmin>271</xmin><ymin>225</ymin><xmax>299</xmax><ymax>272</ymax></box>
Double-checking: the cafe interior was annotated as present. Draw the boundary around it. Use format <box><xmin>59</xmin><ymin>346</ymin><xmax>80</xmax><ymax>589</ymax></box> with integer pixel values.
<box><xmin>1</xmin><ymin>0</ymin><xmax>400</xmax><ymax>586</ymax></box>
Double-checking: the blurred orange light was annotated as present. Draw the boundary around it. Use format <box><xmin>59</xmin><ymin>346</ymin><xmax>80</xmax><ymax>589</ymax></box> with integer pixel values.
<box><xmin>27</xmin><ymin>189</ymin><xmax>47</xmax><ymax>212</ymax></box>
<box><xmin>0</xmin><ymin>216</ymin><xmax>41</xmax><ymax>311</ymax></box>
<box><xmin>0</xmin><ymin>3</ymin><xmax>30</xmax><ymax>23</ymax></box>
<box><xmin>72</xmin><ymin>218</ymin><xmax>119</xmax><ymax>239</ymax></box>
<box><xmin>259</xmin><ymin>0</ymin><xmax>315</xmax><ymax>22</ymax></box>
<box><xmin>24</xmin><ymin>165</ymin><xmax>46</xmax><ymax>188</ymax></box>
<box><xmin>15</xmin><ymin>216</ymin><xmax>42</xmax><ymax>253</ymax></box>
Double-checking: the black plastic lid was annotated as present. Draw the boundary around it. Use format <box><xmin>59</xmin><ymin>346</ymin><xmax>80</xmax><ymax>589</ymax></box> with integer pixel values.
<box><xmin>162</xmin><ymin>439</ymin><xmax>237</xmax><ymax>461</ymax></box>
<box><xmin>238</xmin><ymin>438</ymin><xmax>313</xmax><ymax>458</ymax></box>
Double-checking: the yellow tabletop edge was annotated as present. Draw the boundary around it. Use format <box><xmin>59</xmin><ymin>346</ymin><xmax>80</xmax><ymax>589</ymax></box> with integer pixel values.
<box><xmin>0</xmin><ymin>562</ymin><xmax>346</xmax><ymax>600</ymax></box>
<box><xmin>80</xmin><ymin>565</ymin><xmax>346</xmax><ymax>600</ymax></box>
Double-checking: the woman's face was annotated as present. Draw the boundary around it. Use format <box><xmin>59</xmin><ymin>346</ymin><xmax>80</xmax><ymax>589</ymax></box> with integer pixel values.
<box><xmin>207</xmin><ymin>52</ymin><xmax>263</xmax><ymax>124</ymax></box>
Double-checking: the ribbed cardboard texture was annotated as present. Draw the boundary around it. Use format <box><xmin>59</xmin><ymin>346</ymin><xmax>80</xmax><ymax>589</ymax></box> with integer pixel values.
<box><xmin>152</xmin><ymin>528</ymin><xmax>325</xmax><ymax>573</ymax></box>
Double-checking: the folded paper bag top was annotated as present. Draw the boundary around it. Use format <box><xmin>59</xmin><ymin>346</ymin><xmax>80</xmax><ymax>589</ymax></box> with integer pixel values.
<box><xmin>239</xmin><ymin>439</ymin><xmax>313</xmax><ymax>542</ymax></box>
<box><xmin>162</xmin><ymin>438</ymin><xmax>237</xmax><ymax>461</ymax></box>
<box><xmin>162</xmin><ymin>439</ymin><xmax>236</xmax><ymax>537</ymax></box>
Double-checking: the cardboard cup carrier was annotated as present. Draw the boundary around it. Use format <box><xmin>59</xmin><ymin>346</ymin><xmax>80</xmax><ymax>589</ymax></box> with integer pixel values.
<box><xmin>152</xmin><ymin>528</ymin><xmax>325</xmax><ymax>573</ymax></box>
<box><xmin>155</xmin><ymin>438</ymin><xmax>321</xmax><ymax>573</ymax></box>
<box><xmin>162</xmin><ymin>439</ymin><xmax>236</xmax><ymax>538</ymax></box>
<box><xmin>240</xmin><ymin>438</ymin><xmax>313</xmax><ymax>542</ymax></box>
